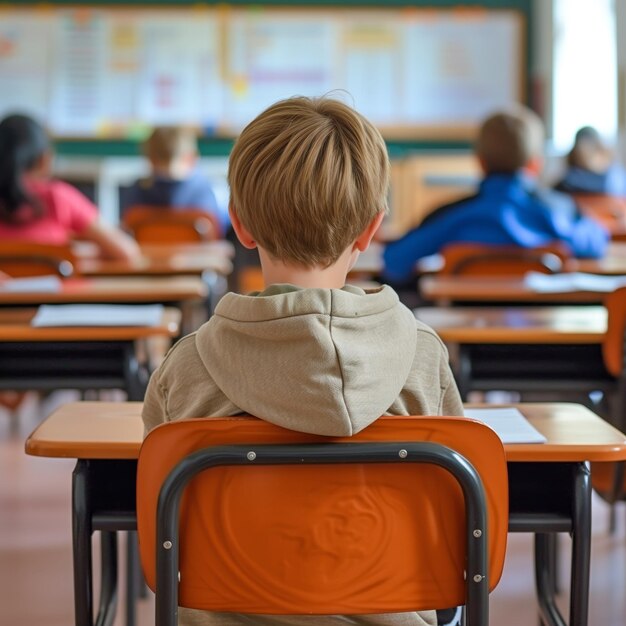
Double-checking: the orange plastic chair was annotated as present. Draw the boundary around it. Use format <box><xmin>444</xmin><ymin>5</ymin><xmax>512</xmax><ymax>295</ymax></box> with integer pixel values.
<box><xmin>0</xmin><ymin>242</ymin><xmax>75</xmax><ymax>277</ymax></box>
<box><xmin>439</xmin><ymin>242</ymin><xmax>570</xmax><ymax>277</ymax></box>
<box><xmin>593</xmin><ymin>286</ymin><xmax>626</xmax><ymax>517</ymax></box>
<box><xmin>123</xmin><ymin>206</ymin><xmax>221</xmax><ymax>244</ymax></box>
<box><xmin>137</xmin><ymin>414</ymin><xmax>508</xmax><ymax>626</ymax></box>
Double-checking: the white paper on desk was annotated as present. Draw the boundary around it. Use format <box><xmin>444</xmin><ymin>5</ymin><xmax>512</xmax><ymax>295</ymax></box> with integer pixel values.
<box><xmin>524</xmin><ymin>271</ymin><xmax>626</xmax><ymax>293</ymax></box>
<box><xmin>464</xmin><ymin>408</ymin><xmax>547</xmax><ymax>444</ymax></box>
<box><xmin>31</xmin><ymin>304</ymin><xmax>164</xmax><ymax>327</ymax></box>
<box><xmin>0</xmin><ymin>275</ymin><xmax>62</xmax><ymax>292</ymax></box>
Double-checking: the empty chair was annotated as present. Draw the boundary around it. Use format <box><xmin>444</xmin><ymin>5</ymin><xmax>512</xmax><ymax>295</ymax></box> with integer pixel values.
<box><xmin>0</xmin><ymin>242</ymin><xmax>75</xmax><ymax>277</ymax></box>
<box><xmin>137</xmin><ymin>414</ymin><xmax>509</xmax><ymax>626</ymax></box>
<box><xmin>439</xmin><ymin>242</ymin><xmax>570</xmax><ymax>277</ymax></box>
<box><xmin>123</xmin><ymin>206</ymin><xmax>221</xmax><ymax>244</ymax></box>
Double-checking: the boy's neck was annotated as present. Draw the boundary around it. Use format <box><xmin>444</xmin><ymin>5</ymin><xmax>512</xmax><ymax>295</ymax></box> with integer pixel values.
<box><xmin>258</xmin><ymin>246</ymin><xmax>357</xmax><ymax>290</ymax></box>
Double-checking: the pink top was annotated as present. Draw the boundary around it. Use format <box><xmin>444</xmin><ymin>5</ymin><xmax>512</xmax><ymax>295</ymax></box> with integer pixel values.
<box><xmin>0</xmin><ymin>179</ymin><xmax>98</xmax><ymax>245</ymax></box>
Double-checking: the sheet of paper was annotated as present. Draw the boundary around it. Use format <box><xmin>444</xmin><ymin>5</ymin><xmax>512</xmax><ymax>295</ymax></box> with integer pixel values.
<box><xmin>0</xmin><ymin>276</ymin><xmax>62</xmax><ymax>292</ymax></box>
<box><xmin>464</xmin><ymin>407</ymin><xmax>547</xmax><ymax>444</ymax></box>
<box><xmin>524</xmin><ymin>271</ymin><xmax>626</xmax><ymax>293</ymax></box>
<box><xmin>31</xmin><ymin>304</ymin><xmax>164</xmax><ymax>327</ymax></box>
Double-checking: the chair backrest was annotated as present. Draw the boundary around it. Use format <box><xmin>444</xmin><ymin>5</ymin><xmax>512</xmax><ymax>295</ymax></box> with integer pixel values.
<box><xmin>123</xmin><ymin>206</ymin><xmax>221</xmax><ymax>244</ymax></box>
<box><xmin>439</xmin><ymin>242</ymin><xmax>569</xmax><ymax>277</ymax></box>
<box><xmin>601</xmin><ymin>286</ymin><xmax>626</xmax><ymax>378</ymax></box>
<box><xmin>137</xmin><ymin>415</ymin><xmax>508</xmax><ymax>625</ymax></box>
<box><xmin>0</xmin><ymin>242</ymin><xmax>75</xmax><ymax>278</ymax></box>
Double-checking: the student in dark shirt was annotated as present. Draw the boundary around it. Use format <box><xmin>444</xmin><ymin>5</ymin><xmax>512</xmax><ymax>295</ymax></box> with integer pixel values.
<box><xmin>556</xmin><ymin>126</ymin><xmax>626</xmax><ymax>197</ymax></box>
<box><xmin>122</xmin><ymin>126</ymin><xmax>229</xmax><ymax>234</ymax></box>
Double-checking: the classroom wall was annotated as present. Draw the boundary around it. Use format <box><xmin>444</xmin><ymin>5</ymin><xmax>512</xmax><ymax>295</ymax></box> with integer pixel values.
<box><xmin>0</xmin><ymin>0</ymin><xmax>534</xmax><ymax>157</ymax></box>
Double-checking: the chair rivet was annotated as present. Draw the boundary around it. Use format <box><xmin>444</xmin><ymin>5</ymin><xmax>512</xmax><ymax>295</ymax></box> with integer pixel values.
<box><xmin>473</xmin><ymin>574</ymin><xmax>484</xmax><ymax>583</ymax></box>
<box><xmin>398</xmin><ymin>449</ymin><xmax>408</xmax><ymax>459</ymax></box>
<box><xmin>473</xmin><ymin>529</ymin><xmax>482</xmax><ymax>538</ymax></box>
<box><xmin>163</xmin><ymin>540</ymin><xmax>172</xmax><ymax>550</ymax></box>
<box><xmin>247</xmin><ymin>451</ymin><xmax>257</xmax><ymax>461</ymax></box>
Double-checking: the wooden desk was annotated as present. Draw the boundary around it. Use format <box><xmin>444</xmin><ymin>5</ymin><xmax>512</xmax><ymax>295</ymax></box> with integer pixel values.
<box><xmin>574</xmin><ymin>242</ymin><xmax>626</xmax><ymax>275</ymax></box>
<box><xmin>420</xmin><ymin>275</ymin><xmax>608</xmax><ymax>304</ymax></box>
<box><xmin>76</xmin><ymin>242</ymin><xmax>234</xmax><ymax>278</ymax></box>
<box><xmin>416</xmin><ymin>305</ymin><xmax>607</xmax><ymax>344</ymax></box>
<box><xmin>0</xmin><ymin>307</ymin><xmax>180</xmax><ymax>399</ymax></box>
<box><xmin>26</xmin><ymin>402</ymin><xmax>626</xmax><ymax>626</ymax></box>
<box><xmin>416</xmin><ymin>305</ymin><xmax>614</xmax><ymax>405</ymax></box>
<box><xmin>0</xmin><ymin>307</ymin><xmax>180</xmax><ymax>342</ymax></box>
<box><xmin>0</xmin><ymin>276</ymin><xmax>207</xmax><ymax>305</ymax></box>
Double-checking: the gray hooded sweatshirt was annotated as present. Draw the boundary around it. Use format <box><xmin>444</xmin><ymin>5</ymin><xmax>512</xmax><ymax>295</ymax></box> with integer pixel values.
<box><xmin>143</xmin><ymin>284</ymin><xmax>464</xmax><ymax>626</ymax></box>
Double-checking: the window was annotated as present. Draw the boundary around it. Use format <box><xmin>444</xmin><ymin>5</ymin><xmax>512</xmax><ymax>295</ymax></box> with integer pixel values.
<box><xmin>552</xmin><ymin>0</ymin><xmax>617</xmax><ymax>151</ymax></box>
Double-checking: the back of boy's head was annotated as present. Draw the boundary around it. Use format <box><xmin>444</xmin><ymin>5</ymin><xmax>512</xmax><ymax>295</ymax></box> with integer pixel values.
<box><xmin>475</xmin><ymin>106</ymin><xmax>544</xmax><ymax>174</ymax></box>
<box><xmin>567</xmin><ymin>126</ymin><xmax>612</xmax><ymax>170</ymax></box>
<box><xmin>228</xmin><ymin>96</ymin><xmax>390</xmax><ymax>268</ymax></box>
<box><xmin>143</xmin><ymin>126</ymin><xmax>197</xmax><ymax>167</ymax></box>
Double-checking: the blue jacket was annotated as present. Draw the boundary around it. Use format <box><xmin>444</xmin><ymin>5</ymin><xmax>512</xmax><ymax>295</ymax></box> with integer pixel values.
<box><xmin>382</xmin><ymin>173</ymin><xmax>609</xmax><ymax>282</ymax></box>
<box><xmin>121</xmin><ymin>172</ymin><xmax>230</xmax><ymax>234</ymax></box>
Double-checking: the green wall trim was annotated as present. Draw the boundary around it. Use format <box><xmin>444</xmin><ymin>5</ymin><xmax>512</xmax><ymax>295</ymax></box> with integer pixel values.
<box><xmin>53</xmin><ymin>138</ymin><xmax>473</xmax><ymax>158</ymax></box>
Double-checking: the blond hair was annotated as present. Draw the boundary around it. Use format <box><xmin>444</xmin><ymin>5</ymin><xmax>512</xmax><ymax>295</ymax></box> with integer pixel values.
<box><xmin>475</xmin><ymin>106</ymin><xmax>544</xmax><ymax>174</ymax></box>
<box><xmin>143</xmin><ymin>127</ymin><xmax>197</xmax><ymax>166</ymax></box>
<box><xmin>228</xmin><ymin>96</ymin><xmax>389</xmax><ymax>267</ymax></box>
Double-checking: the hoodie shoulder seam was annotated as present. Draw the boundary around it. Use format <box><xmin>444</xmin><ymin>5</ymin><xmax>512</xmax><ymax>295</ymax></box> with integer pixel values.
<box><xmin>327</xmin><ymin>289</ymin><xmax>353</xmax><ymax>436</ymax></box>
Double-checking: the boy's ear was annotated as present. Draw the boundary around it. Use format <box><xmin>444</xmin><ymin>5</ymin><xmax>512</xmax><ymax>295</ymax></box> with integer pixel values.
<box><xmin>354</xmin><ymin>211</ymin><xmax>385</xmax><ymax>252</ymax></box>
<box><xmin>229</xmin><ymin>204</ymin><xmax>257</xmax><ymax>250</ymax></box>
<box><xmin>524</xmin><ymin>156</ymin><xmax>543</xmax><ymax>177</ymax></box>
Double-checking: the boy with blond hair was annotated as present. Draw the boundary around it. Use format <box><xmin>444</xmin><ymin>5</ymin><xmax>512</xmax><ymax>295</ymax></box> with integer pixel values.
<box><xmin>383</xmin><ymin>105</ymin><xmax>609</xmax><ymax>283</ymax></box>
<box><xmin>122</xmin><ymin>126</ymin><xmax>229</xmax><ymax>233</ymax></box>
<box><xmin>143</xmin><ymin>96</ymin><xmax>463</xmax><ymax>626</ymax></box>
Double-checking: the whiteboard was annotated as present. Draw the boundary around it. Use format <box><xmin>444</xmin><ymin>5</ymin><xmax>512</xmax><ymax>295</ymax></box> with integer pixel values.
<box><xmin>0</xmin><ymin>6</ymin><xmax>524</xmax><ymax>139</ymax></box>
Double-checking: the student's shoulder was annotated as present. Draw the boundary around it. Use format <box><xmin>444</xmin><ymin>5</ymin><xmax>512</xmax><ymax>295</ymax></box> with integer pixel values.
<box><xmin>154</xmin><ymin>332</ymin><xmax>204</xmax><ymax>383</ymax></box>
<box><xmin>531</xmin><ymin>185</ymin><xmax>580</xmax><ymax>215</ymax></box>
<box><xmin>393</xmin><ymin>299</ymin><xmax>449</xmax><ymax>356</ymax></box>
<box><xmin>413</xmin><ymin>316</ymin><xmax>449</xmax><ymax>353</ymax></box>
<box><xmin>419</xmin><ymin>191</ymin><xmax>482</xmax><ymax>228</ymax></box>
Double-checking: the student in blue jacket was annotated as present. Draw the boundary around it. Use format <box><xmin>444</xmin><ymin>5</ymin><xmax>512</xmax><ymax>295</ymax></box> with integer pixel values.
<box><xmin>383</xmin><ymin>106</ymin><xmax>609</xmax><ymax>283</ymax></box>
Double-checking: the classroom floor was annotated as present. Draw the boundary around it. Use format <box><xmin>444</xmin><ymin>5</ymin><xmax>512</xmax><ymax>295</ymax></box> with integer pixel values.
<box><xmin>2</xmin><ymin>393</ymin><xmax>626</xmax><ymax>626</ymax></box>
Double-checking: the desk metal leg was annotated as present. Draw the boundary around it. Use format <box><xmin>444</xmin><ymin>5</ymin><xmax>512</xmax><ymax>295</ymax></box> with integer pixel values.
<box><xmin>73</xmin><ymin>461</ymin><xmax>121</xmax><ymax>626</ymax></box>
<box><xmin>97</xmin><ymin>532</ymin><xmax>118</xmax><ymax>626</ymax></box>
<box><xmin>534</xmin><ymin>462</ymin><xmax>591</xmax><ymax>626</ymax></box>
<box><xmin>569</xmin><ymin>462</ymin><xmax>591</xmax><ymax>626</ymax></box>
<box><xmin>126</xmin><ymin>532</ymin><xmax>138</xmax><ymax>626</ymax></box>
<box><xmin>73</xmin><ymin>460</ymin><xmax>94</xmax><ymax>626</ymax></box>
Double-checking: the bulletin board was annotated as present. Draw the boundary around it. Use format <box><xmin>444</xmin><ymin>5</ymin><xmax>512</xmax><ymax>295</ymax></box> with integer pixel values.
<box><xmin>0</xmin><ymin>5</ymin><xmax>524</xmax><ymax>139</ymax></box>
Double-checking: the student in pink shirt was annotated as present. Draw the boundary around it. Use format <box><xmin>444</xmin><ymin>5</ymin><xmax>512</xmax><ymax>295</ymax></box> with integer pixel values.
<box><xmin>0</xmin><ymin>114</ymin><xmax>139</xmax><ymax>260</ymax></box>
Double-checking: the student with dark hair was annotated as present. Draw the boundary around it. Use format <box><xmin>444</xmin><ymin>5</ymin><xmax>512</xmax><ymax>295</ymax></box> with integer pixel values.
<box><xmin>0</xmin><ymin>113</ymin><xmax>139</xmax><ymax>260</ymax></box>
<box><xmin>383</xmin><ymin>106</ymin><xmax>609</xmax><ymax>283</ymax></box>
<box><xmin>556</xmin><ymin>126</ymin><xmax>626</xmax><ymax>196</ymax></box>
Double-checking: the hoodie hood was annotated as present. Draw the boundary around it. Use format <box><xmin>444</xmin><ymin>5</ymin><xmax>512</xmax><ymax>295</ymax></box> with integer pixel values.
<box><xmin>195</xmin><ymin>284</ymin><xmax>418</xmax><ymax>436</ymax></box>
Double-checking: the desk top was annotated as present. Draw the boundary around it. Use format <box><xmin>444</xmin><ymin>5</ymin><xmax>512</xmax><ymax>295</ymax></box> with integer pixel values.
<box><xmin>0</xmin><ymin>307</ymin><xmax>180</xmax><ymax>341</ymax></box>
<box><xmin>415</xmin><ymin>306</ymin><xmax>607</xmax><ymax>344</ymax></box>
<box><xmin>0</xmin><ymin>276</ymin><xmax>207</xmax><ymax>305</ymax></box>
<box><xmin>77</xmin><ymin>242</ymin><xmax>234</xmax><ymax>278</ymax></box>
<box><xmin>420</xmin><ymin>275</ymin><xmax>607</xmax><ymax>304</ymax></box>
<box><xmin>24</xmin><ymin>401</ymin><xmax>626</xmax><ymax>463</ymax></box>
<box><xmin>575</xmin><ymin>242</ymin><xmax>626</xmax><ymax>275</ymax></box>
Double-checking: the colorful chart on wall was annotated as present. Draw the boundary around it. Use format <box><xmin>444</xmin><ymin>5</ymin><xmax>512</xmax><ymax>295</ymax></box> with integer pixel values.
<box><xmin>0</xmin><ymin>6</ymin><xmax>524</xmax><ymax>139</ymax></box>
